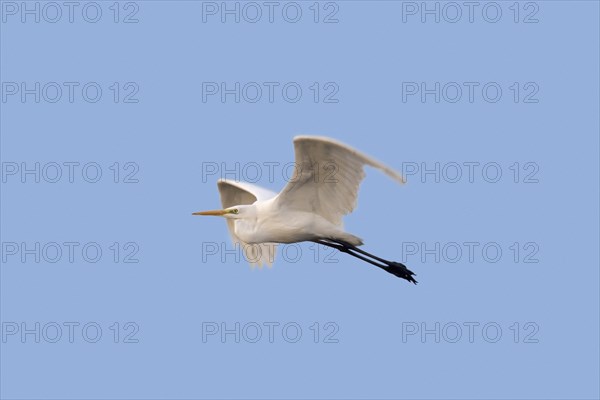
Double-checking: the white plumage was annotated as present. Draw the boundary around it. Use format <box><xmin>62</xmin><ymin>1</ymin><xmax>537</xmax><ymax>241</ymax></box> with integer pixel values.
<box><xmin>196</xmin><ymin>135</ymin><xmax>406</xmax><ymax>269</ymax></box>
<box><xmin>215</xmin><ymin>179</ymin><xmax>278</xmax><ymax>267</ymax></box>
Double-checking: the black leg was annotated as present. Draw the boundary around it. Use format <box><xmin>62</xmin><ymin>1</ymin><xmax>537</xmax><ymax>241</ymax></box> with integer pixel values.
<box><xmin>313</xmin><ymin>240</ymin><xmax>418</xmax><ymax>284</ymax></box>
<box><xmin>314</xmin><ymin>240</ymin><xmax>389</xmax><ymax>268</ymax></box>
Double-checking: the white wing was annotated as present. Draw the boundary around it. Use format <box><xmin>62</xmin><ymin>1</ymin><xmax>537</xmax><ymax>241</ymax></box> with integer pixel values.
<box><xmin>274</xmin><ymin>136</ymin><xmax>405</xmax><ymax>226</ymax></box>
<box><xmin>217</xmin><ymin>179</ymin><xmax>278</xmax><ymax>268</ymax></box>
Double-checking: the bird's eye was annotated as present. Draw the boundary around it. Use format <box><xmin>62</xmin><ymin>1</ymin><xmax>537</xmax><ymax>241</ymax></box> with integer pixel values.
<box><xmin>232</xmin><ymin>209</ymin><xmax>239</xmax><ymax>214</ymax></box>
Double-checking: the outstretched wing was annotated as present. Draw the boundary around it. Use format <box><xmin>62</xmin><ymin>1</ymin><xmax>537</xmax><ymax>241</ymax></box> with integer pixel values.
<box><xmin>274</xmin><ymin>136</ymin><xmax>405</xmax><ymax>227</ymax></box>
<box><xmin>217</xmin><ymin>179</ymin><xmax>278</xmax><ymax>268</ymax></box>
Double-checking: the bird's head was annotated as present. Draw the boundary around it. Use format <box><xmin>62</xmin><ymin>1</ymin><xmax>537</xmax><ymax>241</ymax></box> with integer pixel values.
<box><xmin>192</xmin><ymin>205</ymin><xmax>249</xmax><ymax>219</ymax></box>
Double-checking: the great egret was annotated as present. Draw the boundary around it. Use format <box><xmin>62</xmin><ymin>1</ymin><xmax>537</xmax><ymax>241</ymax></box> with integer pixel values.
<box><xmin>194</xmin><ymin>136</ymin><xmax>417</xmax><ymax>284</ymax></box>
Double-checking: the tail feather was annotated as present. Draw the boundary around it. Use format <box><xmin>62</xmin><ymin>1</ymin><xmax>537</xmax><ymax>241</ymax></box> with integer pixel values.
<box><xmin>330</xmin><ymin>232</ymin><xmax>363</xmax><ymax>247</ymax></box>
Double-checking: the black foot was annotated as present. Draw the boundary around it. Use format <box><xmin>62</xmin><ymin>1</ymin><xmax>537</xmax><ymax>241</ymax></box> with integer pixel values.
<box><xmin>384</xmin><ymin>261</ymin><xmax>418</xmax><ymax>284</ymax></box>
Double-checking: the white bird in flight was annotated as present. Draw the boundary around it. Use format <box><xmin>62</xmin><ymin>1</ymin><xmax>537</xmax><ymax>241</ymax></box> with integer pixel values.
<box><xmin>194</xmin><ymin>135</ymin><xmax>417</xmax><ymax>283</ymax></box>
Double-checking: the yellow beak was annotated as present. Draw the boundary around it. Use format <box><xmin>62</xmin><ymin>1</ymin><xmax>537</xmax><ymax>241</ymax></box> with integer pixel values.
<box><xmin>192</xmin><ymin>209</ymin><xmax>228</xmax><ymax>216</ymax></box>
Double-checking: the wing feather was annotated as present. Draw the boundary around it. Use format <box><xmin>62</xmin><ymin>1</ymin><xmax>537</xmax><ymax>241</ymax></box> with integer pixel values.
<box><xmin>274</xmin><ymin>136</ymin><xmax>405</xmax><ymax>226</ymax></box>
